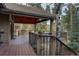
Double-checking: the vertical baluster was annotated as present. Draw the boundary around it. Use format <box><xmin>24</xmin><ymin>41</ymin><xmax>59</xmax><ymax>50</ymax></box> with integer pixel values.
<box><xmin>34</xmin><ymin>34</ymin><xmax>35</xmax><ymax>48</ymax></box>
<box><xmin>35</xmin><ymin>33</ymin><xmax>37</xmax><ymax>54</ymax></box>
<box><xmin>31</xmin><ymin>33</ymin><xmax>32</xmax><ymax>45</ymax></box>
<box><xmin>41</xmin><ymin>36</ymin><xmax>43</xmax><ymax>56</ymax></box>
<box><xmin>34</xmin><ymin>34</ymin><xmax>37</xmax><ymax>54</ymax></box>
<box><xmin>45</xmin><ymin>36</ymin><xmax>46</xmax><ymax>56</ymax></box>
<box><xmin>29</xmin><ymin>32</ymin><xmax>30</xmax><ymax>44</ymax></box>
<box><xmin>46</xmin><ymin>36</ymin><xmax>47</xmax><ymax>55</ymax></box>
<box><xmin>49</xmin><ymin>36</ymin><xmax>51</xmax><ymax>55</ymax></box>
<box><xmin>55</xmin><ymin>39</ymin><xmax>59</xmax><ymax>55</ymax></box>
<box><xmin>39</xmin><ymin>36</ymin><xmax>41</xmax><ymax>55</ymax></box>
<box><xmin>46</xmin><ymin>37</ymin><xmax>49</xmax><ymax>56</ymax></box>
<box><xmin>29</xmin><ymin>32</ymin><xmax>31</xmax><ymax>46</ymax></box>
<box><xmin>43</xmin><ymin>36</ymin><xmax>45</xmax><ymax>56</ymax></box>
<box><xmin>40</xmin><ymin>36</ymin><xmax>41</xmax><ymax>55</ymax></box>
<box><xmin>31</xmin><ymin>33</ymin><xmax>34</xmax><ymax>47</ymax></box>
<box><xmin>46</xmin><ymin>36</ymin><xmax>48</xmax><ymax>56</ymax></box>
<box><xmin>47</xmin><ymin>37</ymin><xmax>50</xmax><ymax>56</ymax></box>
<box><xmin>37</xmin><ymin>35</ymin><xmax>40</xmax><ymax>55</ymax></box>
<box><xmin>59</xmin><ymin>42</ymin><xmax>62</xmax><ymax>55</ymax></box>
<box><xmin>30</xmin><ymin>33</ymin><xmax>31</xmax><ymax>45</ymax></box>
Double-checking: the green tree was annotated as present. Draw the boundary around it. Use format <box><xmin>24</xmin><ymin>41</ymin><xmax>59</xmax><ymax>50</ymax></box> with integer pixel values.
<box><xmin>29</xmin><ymin>3</ymin><xmax>51</xmax><ymax>33</ymax></box>
<box><xmin>36</xmin><ymin>21</ymin><xmax>49</xmax><ymax>33</ymax></box>
<box><xmin>46</xmin><ymin>4</ymin><xmax>50</xmax><ymax>13</ymax></box>
<box><xmin>61</xmin><ymin>4</ymin><xmax>79</xmax><ymax>52</ymax></box>
<box><xmin>28</xmin><ymin>3</ymin><xmax>42</xmax><ymax>9</ymax></box>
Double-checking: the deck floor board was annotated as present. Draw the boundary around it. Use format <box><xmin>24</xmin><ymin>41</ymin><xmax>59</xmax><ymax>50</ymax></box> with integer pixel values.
<box><xmin>0</xmin><ymin>35</ymin><xmax>36</xmax><ymax>56</ymax></box>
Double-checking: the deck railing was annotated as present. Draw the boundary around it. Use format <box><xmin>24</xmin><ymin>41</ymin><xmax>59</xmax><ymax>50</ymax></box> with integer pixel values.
<box><xmin>29</xmin><ymin>32</ymin><xmax>78</xmax><ymax>56</ymax></box>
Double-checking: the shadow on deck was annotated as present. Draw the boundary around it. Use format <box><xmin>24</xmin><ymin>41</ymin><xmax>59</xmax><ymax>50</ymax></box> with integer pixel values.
<box><xmin>0</xmin><ymin>34</ymin><xmax>36</xmax><ymax>56</ymax></box>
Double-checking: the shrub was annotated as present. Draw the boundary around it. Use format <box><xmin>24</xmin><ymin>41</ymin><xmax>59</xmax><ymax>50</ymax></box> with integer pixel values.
<box><xmin>68</xmin><ymin>42</ymin><xmax>79</xmax><ymax>52</ymax></box>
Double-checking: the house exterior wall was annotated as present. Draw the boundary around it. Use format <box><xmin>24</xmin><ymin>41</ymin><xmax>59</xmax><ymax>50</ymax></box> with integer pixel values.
<box><xmin>0</xmin><ymin>14</ymin><xmax>11</xmax><ymax>43</ymax></box>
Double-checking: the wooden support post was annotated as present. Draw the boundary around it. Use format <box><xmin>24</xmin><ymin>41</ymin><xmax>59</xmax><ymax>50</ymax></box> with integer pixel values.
<box><xmin>49</xmin><ymin>18</ymin><xmax>56</xmax><ymax>55</ymax></box>
<box><xmin>9</xmin><ymin>14</ymin><xmax>14</xmax><ymax>39</ymax></box>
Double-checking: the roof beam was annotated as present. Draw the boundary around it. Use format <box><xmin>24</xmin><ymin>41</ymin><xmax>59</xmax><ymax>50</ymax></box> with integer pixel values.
<box><xmin>36</xmin><ymin>18</ymin><xmax>50</xmax><ymax>23</ymax></box>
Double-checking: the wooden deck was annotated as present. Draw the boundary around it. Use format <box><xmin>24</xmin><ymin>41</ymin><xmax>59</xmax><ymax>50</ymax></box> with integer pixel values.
<box><xmin>0</xmin><ymin>35</ymin><xmax>36</xmax><ymax>56</ymax></box>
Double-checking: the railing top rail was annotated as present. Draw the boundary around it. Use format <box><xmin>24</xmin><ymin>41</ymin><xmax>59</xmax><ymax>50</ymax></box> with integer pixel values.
<box><xmin>29</xmin><ymin>32</ymin><xmax>54</xmax><ymax>36</ymax></box>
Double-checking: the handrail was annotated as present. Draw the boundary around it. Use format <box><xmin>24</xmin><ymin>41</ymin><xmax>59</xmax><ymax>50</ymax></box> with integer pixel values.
<box><xmin>29</xmin><ymin>32</ymin><xmax>78</xmax><ymax>55</ymax></box>
<box><xmin>54</xmin><ymin>37</ymin><xmax>78</xmax><ymax>55</ymax></box>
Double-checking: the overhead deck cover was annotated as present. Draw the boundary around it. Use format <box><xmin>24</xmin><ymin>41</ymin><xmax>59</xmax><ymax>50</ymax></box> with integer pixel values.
<box><xmin>0</xmin><ymin>3</ymin><xmax>54</xmax><ymax>24</ymax></box>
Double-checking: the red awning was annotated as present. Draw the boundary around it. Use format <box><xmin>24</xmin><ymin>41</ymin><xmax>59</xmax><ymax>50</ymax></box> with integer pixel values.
<box><xmin>13</xmin><ymin>15</ymin><xmax>39</xmax><ymax>24</ymax></box>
